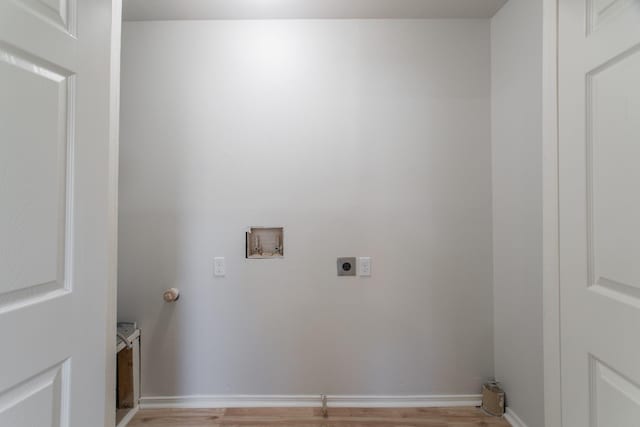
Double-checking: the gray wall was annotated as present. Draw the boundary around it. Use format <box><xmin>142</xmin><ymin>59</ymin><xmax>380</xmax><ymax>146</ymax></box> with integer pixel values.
<box><xmin>491</xmin><ymin>1</ymin><xmax>544</xmax><ymax>425</ymax></box>
<box><xmin>118</xmin><ymin>19</ymin><xmax>494</xmax><ymax>398</ymax></box>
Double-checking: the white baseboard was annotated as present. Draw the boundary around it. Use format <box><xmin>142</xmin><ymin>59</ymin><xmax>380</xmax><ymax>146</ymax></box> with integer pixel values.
<box><xmin>139</xmin><ymin>394</ymin><xmax>482</xmax><ymax>410</ymax></box>
<box><xmin>504</xmin><ymin>407</ymin><xmax>528</xmax><ymax>427</ymax></box>
<box><xmin>116</xmin><ymin>405</ymin><xmax>139</xmax><ymax>427</ymax></box>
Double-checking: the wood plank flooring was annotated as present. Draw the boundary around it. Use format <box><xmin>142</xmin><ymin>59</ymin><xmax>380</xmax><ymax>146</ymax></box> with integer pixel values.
<box><xmin>128</xmin><ymin>407</ymin><xmax>511</xmax><ymax>426</ymax></box>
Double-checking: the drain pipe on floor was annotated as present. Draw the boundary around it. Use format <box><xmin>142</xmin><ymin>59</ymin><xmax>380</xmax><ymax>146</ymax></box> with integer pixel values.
<box><xmin>321</xmin><ymin>394</ymin><xmax>328</xmax><ymax>418</ymax></box>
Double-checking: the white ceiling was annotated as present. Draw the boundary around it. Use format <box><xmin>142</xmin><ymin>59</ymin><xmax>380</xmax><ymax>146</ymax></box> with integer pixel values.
<box><xmin>123</xmin><ymin>0</ymin><xmax>508</xmax><ymax>21</ymax></box>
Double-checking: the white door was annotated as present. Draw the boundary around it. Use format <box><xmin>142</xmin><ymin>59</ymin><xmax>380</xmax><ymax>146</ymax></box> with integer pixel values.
<box><xmin>559</xmin><ymin>0</ymin><xmax>640</xmax><ymax>426</ymax></box>
<box><xmin>0</xmin><ymin>0</ymin><xmax>114</xmax><ymax>425</ymax></box>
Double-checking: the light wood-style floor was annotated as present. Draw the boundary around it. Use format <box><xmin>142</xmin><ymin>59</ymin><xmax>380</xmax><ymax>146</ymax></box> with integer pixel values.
<box><xmin>128</xmin><ymin>407</ymin><xmax>511</xmax><ymax>426</ymax></box>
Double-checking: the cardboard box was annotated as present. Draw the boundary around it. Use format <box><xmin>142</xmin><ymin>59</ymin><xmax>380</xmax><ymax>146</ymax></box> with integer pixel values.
<box><xmin>482</xmin><ymin>382</ymin><xmax>505</xmax><ymax>416</ymax></box>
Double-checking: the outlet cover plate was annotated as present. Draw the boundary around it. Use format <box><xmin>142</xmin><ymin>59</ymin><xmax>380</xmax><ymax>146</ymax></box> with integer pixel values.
<box><xmin>337</xmin><ymin>257</ymin><xmax>356</xmax><ymax>276</ymax></box>
<box><xmin>214</xmin><ymin>257</ymin><xmax>226</xmax><ymax>277</ymax></box>
<box><xmin>358</xmin><ymin>257</ymin><xmax>372</xmax><ymax>276</ymax></box>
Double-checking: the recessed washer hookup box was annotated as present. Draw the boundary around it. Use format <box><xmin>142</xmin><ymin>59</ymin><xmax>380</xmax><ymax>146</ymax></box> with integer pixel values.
<box><xmin>246</xmin><ymin>227</ymin><xmax>284</xmax><ymax>259</ymax></box>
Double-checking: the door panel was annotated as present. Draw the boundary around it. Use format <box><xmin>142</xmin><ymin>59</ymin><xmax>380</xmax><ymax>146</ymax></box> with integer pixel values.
<box><xmin>588</xmin><ymin>46</ymin><xmax>640</xmax><ymax>305</ymax></box>
<box><xmin>0</xmin><ymin>0</ymin><xmax>113</xmax><ymax>424</ymax></box>
<box><xmin>10</xmin><ymin>0</ymin><xmax>75</xmax><ymax>34</ymax></box>
<box><xmin>559</xmin><ymin>0</ymin><xmax>640</xmax><ymax>426</ymax></box>
<box><xmin>0</xmin><ymin>360</ymin><xmax>70</xmax><ymax>427</ymax></box>
<box><xmin>0</xmin><ymin>43</ymin><xmax>72</xmax><ymax>303</ymax></box>
<box><xmin>590</xmin><ymin>357</ymin><xmax>640</xmax><ymax>427</ymax></box>
<box><xmin>588</xmin><ymin>0</ymin><xmax>637</xmax><ymax>33</ymax></box>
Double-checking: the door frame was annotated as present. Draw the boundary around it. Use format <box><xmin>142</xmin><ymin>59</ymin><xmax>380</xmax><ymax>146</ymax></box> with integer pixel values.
<box><xmin>105</xmin><ymin>0</ymin><xmax>123</xmax><ymax>425</ymax></box>
<box><xmin>543</xmin><ymin>0</ymin><xmax>561</xmax><ymax>426</ymax></box>
<box><xmin>100</xmin><ymin>1</ymin><xmax>564</xmax><ymax>426</ymax></box>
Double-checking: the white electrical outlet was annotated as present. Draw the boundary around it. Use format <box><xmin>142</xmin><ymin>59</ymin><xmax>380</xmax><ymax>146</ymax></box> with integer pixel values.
<box><xmin>358</xmin><ymin>257</ymin><xmax>372</xmax><ymax>277</ymax></box>
<box><xmin>214</xmin><ymin>257</ymin><xmax>226</xmax><ymax>277</ymax></box>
